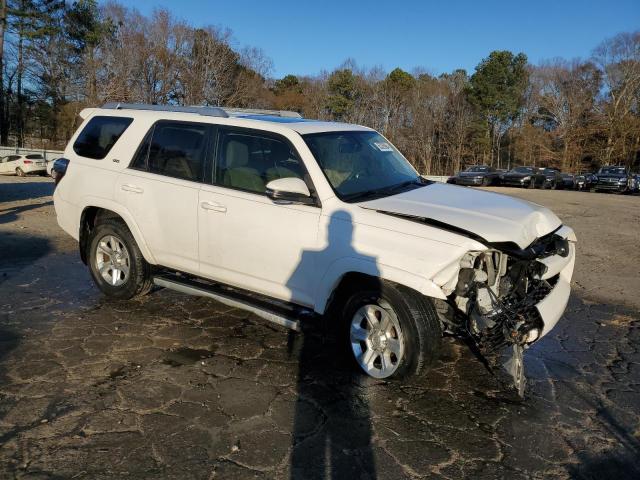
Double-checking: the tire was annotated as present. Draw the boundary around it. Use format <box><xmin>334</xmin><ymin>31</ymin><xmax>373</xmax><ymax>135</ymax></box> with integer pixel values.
<box><xmin>341</xmin><ymin>281</ymin><xmax>441</xmax><ymax>380</ymax></box>
<box><xmin>16</xmin><ymin>167</ymin><xmax>25</xmax><ymax>177</ymax></box>
<box><xmin>87</xmin><ymin>218</ymin><xmax>153</xmax><ymax>300</ymax></box>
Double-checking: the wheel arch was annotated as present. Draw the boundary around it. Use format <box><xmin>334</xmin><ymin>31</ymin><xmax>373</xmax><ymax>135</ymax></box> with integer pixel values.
<box><xmin>315</xmin><ymin>258</ymin><xmax>446</xmax><ymax>316</ymax></box>
<box><xmin>79</xmin><ymin>201</ymin><xmax>157</xmax><ymax>265</ymax></box>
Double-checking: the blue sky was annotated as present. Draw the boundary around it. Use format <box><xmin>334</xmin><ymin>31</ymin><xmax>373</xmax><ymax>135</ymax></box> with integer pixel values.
<box><xmin>113</xmin><ymin>0</ymin><xmax>640</xmax><ymax>78</ymax></box>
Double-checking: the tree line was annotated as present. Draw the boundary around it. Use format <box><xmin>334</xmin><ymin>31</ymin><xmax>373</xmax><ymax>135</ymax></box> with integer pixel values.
<box><xmin>1</xmin><ymin>0</ymin><xmax>638</xmax><ymax>174</ymax></box>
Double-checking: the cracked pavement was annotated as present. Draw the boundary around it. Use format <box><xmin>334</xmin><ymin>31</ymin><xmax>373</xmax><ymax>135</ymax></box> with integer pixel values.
<box><xmin>0</xmin><ymin>176</ymin><xmax>639</xmax><ymax>479</ymax></box>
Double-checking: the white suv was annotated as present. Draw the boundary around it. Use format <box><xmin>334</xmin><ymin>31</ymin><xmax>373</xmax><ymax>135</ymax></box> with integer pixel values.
<box><xmin>53</xmin><ymin>103</ymin><xmax>576</xmax><ymax>391</ymax></box>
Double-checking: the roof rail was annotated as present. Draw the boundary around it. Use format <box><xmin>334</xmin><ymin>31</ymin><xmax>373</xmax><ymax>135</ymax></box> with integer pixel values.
<box><xmin>101</xmin><ymin>103</ymin><xmax>229</xmax><ymax>118</ymax></box>
<box><xmin>223</xmin><ymin>108</ymin><xmax>302</xmax><ymax>118</ymax></box>
<box><xmin>101</xmin><ymin>103</ymin><xmax>303</xmax><ymax>119</ymax></box>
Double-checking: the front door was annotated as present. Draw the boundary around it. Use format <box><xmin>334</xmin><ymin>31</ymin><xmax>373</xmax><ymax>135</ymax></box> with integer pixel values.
<box><xmin>198</xmin><ymin>127</ymin><xmax>321</xmax><ymax>306</ymax></box>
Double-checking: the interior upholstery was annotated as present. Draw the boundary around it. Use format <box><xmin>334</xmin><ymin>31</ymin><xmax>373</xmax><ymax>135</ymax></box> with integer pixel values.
<box><xmin>223</xmin><ymin>139</ymin><xmax>265</xmax><ymax>192</ymax></box>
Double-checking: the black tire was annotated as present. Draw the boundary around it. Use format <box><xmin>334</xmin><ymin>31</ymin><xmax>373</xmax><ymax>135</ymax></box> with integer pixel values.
<box><xmin>340</xmin><ymin>281</ymin><xmax>442</xmax><ymax>380</ymax></box>
<box><xmin>16</xmin><ymin>167</ymin><xmax>25</xmax><ymax>177</ymax></box>
<box><xmin>87</xmin><ymin>218</ymin><xmax>153</xmax><ymax>300</ymax></box>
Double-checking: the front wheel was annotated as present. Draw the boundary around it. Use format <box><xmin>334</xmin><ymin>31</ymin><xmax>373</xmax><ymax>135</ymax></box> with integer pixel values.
<box><xmin>342</xmin><ymin>283</ymin><xmax>442</xmax><ymax>380</ymax></box>
<box><xmin>16</xmin><ymin>167</ymin><xmax>25</xmax><ymax>177</ymax></box>
<box><xmin>87</xmin><ymin>218</ymin><xmax>153</xmax><ymax>300</ymax></box>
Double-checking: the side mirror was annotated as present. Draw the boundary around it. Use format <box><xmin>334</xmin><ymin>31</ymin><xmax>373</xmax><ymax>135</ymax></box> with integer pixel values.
<box><xmin>265</xmin><ymin>177</ymin><xmax>315</xmax><ymax>205</ymax></box>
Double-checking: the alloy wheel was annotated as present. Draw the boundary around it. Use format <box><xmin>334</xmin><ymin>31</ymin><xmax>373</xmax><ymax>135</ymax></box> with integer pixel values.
<box><xmin>95</xmin><ymin>234</ymin><xmax>131</xmax><ymax>287</ymax></box>
<box><xmin>350</xmin><ymin>301</ymin><xmax>405</xmax><ymax>378</ymax></box>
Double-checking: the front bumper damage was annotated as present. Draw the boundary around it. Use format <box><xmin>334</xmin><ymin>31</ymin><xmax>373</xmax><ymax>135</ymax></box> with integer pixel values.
<box><xmin>437</xmin><ymin>225</ymin><xmax>576</xmax><ymax>396</ymax></box>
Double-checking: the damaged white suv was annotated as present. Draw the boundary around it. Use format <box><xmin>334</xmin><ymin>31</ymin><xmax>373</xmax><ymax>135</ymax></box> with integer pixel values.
<box><xmin>53</xmin><ymin>104</ymin><xmax>576</xmax><ymax>393</ymax></box>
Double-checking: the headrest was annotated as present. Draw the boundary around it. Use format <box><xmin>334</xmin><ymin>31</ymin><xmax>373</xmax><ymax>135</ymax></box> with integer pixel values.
<box><xmin>225</xmin><ymin>140</ymin><xmax>249</xmax><ymax>168</ymax></box>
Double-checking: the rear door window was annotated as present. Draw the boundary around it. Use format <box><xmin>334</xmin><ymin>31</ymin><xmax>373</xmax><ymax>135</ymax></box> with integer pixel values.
<box><xmin>144</xmin><ymin>121</ymin><xmax>208</xmax><ymax>182</ymax></box>
<box><xmin>73</xmin><ymin>116</ymin><xmax>133</xmax><ymax>159</ymax></box>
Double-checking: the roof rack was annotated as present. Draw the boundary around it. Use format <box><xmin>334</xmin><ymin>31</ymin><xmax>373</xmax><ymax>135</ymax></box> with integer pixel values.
<box><xmin>223</xmin><ymin>108</ymin><xmax>302</xmax><ymax>118</ymax></box>
<box><xmin>101</xmin><ymin>103</ymin><xmax>229</xmax><ymax>118</ymax></box>
<box><xmin>101</xmin><ymin>103</ymin><xmax>303</xmax><ymax>119</ymax></box>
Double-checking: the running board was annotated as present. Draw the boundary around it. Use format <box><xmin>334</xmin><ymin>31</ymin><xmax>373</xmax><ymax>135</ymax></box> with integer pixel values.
<box><xmin>153</xmin><ymin>275</ymin><xmax>309</xmax><ymax>331</ymax></box>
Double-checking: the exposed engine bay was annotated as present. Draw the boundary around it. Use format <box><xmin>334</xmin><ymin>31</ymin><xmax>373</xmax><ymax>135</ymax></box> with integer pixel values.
<box><xmin>438</xmin><ymin>232</ymin><xmax>571</xmax><ymax>396</ymax></box>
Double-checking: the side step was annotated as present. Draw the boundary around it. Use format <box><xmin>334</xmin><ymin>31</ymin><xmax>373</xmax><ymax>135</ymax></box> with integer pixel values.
<box><xmin>153</xmin><ymin>274</ymin><xmax>316</xmax><ymax>332</ymax></box>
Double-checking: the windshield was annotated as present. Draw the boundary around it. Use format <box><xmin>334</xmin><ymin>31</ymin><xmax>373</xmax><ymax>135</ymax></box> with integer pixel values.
<box><xmin>512</xmin><ymin>167</ymin><xmax>535</xmax><ymax>173</ymax></box>
<box><xmin>303</xmin><ymin>131</ymin><xmax>425</xmax><ymax>201</ymax></box>
<box><xmin>599</xmin><ymin>166</ymin><xmax>626</xmax><ymax>175</ymax></box>
<box><xmin>466</xmin><ymin>166</ymin><xmax>489</xmax><ymax>172</ymax></box>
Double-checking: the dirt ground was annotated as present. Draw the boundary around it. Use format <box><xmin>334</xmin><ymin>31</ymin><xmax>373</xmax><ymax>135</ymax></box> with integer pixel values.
<box><xmin>0</xmin><ymin>176</ymin><xmax>639</xmax><ymax>479</ymax></box>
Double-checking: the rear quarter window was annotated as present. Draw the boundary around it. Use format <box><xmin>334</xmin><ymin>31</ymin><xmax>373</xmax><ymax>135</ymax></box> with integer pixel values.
<box><xmin>73</xmin><ymin>116</ymin><xmax>133</xmax><ymax>159</ymax></box>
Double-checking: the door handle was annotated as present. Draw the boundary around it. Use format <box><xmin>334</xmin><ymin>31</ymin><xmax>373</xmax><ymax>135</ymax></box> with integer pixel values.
<box><xmin>121</xmin><ymin>184</ymin><xmax>144</xmax><ymax>194</ymax></box>
<box><xmin>200</xmin><ymin>201</ymin><xmax>227</xmax><ymax>213</ymax></box>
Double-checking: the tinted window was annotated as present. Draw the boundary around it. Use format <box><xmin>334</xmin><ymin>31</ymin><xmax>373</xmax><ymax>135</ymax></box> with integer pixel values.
<box><xmin>73</xmin><ymin>116</ymin><xmax>133</xmax><ymax>159</ymax></box>
<box><xmin>25</xmin><ymin>154</ymin><xmax>44</xmax><ymax>160</ymax></box>
<box><xmin>217</xmin><ymin>130</ymin><xmax>305</xmax><ymax>194</ymax></box>
<box><xmin>599</xmin><ymin>166</ymin><xmax>626</xmax><ymax>175</ymax></box>
<box><xmin>513</xmin><ymin>167</ymin><xmax>534</xmax><ymax>173</ymax></box>
<box><xmin>147</xmin><ymin>122</ymin><xmax>207</xmax><ymax>182</ymax></box>
<box><xmin>130</xmin><ymin>129</ymin><xmax>153</xmax><ymax>170</ymax></box>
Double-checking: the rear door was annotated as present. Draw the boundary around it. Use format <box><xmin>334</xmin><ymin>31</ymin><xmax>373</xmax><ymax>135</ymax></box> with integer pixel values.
<box><xmin>198</xmin><ymin>127</ymin><xmax>321</xmax><ymax>306</ymax></box>
<box><xmin>116</xmin><ymin>120</ymin><xmax>213</xmax><ymax>274</ymax></box>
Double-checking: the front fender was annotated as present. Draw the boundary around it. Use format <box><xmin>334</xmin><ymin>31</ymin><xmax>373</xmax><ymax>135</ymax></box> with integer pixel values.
<box><xmin>313</xmin><ymin>256</ymin><xmax>446</xmax><ymax>314</ymax></box>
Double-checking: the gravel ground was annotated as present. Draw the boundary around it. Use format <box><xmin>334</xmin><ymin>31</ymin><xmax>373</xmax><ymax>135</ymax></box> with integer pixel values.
<box><xmin>0</xmin><ymin>176</ymin><xmax>639</xmax><ymax>479</ymax></box>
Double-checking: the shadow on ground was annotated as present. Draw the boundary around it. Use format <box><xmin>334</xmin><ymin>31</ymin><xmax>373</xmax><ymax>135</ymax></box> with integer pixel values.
<box><xmin>0</xmin><ymin>180</ymin><xmax>54</xmax><ymax>203</ymax></box>
<box><xmin>0</xmin><ymin>261</ymin><xmax>637</xmax><ymax>479</ymax></box>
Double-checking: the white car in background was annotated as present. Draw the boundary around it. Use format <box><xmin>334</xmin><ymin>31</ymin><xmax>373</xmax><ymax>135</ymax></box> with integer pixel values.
<box><xmin>53</xmin><ymin>103</ymin><xmax>577</xmax><ymax>395</ymax></box>
<box><xmin>0</xmin><ymin>153</ymin><xmax>47</xmax><ymax>176</ymax></box>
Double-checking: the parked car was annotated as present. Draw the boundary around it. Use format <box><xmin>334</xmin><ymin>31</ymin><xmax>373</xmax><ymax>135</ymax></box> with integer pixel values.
<box><xmin>594</xmin><ymin>166</ymin><xmax>639</xmax><ymax>194</ymax></box>
<box><xmin>574</xmin><ymin>172</ymin><xmax>598</xmax><ymax>191</ymax></box>
<box><xmin>537</xmin><ymin>168</ymin><xmax>563</xmax><ymax>189</ymax></box>
<box><xmin>499</xmin><ymin>166</ymin><xmax>538</xmax><ymax>188</ymax></box>
<box><xmin>449</xmin><ymin>165</ymin><xmax>501</xmax><ymax>186</ymax></box>
<box><xmin>46</xmin><ymin>157</ymin><xmax>62</xmax><ymax>177</ymax></box>
<box><xmin>560</xmin><ymin>173</ymin><xmax>575</xmax><ymax>189</ymax></box>
<box><xmin>52</xmin><ymin>103</ymin><xmax>576</xmax><ymax>394</ymax></box>
<box><xmin>0</xmin><ymin>153</ymin><xmax>47</xmax><ymax>176</ymax></box>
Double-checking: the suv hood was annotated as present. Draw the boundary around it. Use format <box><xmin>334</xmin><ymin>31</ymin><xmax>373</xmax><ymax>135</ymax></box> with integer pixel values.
<box><xmin>359</xmin><ymin>183</ymin><xmax>561</xmax><ymax>249</ymax></box>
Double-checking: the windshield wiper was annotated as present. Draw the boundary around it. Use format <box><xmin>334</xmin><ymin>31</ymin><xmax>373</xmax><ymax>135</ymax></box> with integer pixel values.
<box><xmin>343</xmin><ymin>178</ymin><xmax>429</xmax><ymax>203</ymax></box>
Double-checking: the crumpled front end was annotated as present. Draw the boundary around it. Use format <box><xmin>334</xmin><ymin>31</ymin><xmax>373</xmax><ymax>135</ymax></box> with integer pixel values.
<box><xmin>436</xmin><ymin>225</ymin><xmax>576</xmax><ymax>395</ymax></box>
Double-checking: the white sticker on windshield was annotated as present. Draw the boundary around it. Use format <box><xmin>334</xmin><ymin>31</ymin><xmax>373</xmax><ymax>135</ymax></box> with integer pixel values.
<box><xmin>374</xmin><ymin>142</ymin><xmax>393</xmax><ymax>152</ymax></box>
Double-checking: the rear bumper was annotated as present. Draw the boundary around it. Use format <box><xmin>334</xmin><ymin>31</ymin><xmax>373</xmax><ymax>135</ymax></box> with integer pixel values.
<box><xmin>20</xmin><ymin>164</ymin><xmax>46</xmax><ymax>174</ymax></box>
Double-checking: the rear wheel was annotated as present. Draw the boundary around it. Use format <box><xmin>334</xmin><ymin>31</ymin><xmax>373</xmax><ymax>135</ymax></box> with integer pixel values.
<box><xmin>342</xmin><ymin>282</ymin><xmax>441</xmax><ymax>379</ymax></box>
<box><xmin>15</xmin><ymin>167</ymin><xmax>25</xmax><ymax>177</ymax></box>
<box><xmin>87</xmin><ymin>218</ymin><xmax>153</xmax><ymax>299</ymax></box>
